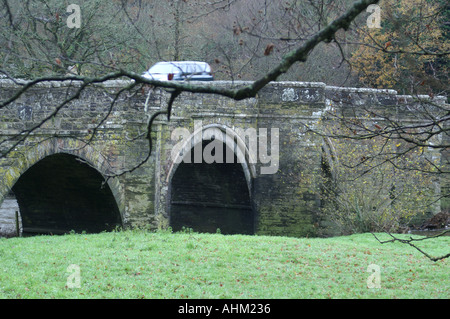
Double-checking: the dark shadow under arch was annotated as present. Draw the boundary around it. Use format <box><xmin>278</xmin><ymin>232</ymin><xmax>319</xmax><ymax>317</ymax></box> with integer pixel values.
<box><xmin>169</xmin><ymin>140</ymin><xmax>254</xmax><ymax>235</ymax></box>
<box><xmin>12</xmin><ymin>153</ymin><xmax>122</xmax><ymax>235</ymax></box>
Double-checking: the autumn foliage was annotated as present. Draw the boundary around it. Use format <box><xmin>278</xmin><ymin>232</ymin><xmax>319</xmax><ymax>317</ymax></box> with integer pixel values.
<box><xmin>350</xmin><ymin>0</ymin><xmax>449</xmax><ymax>94</ymax></box>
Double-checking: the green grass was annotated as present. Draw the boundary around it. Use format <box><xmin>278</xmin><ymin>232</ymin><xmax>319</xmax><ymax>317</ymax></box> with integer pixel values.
<box><xmin>0</xmin><ymin>230</ymin><xmax>448</xmax><ymax>299</ymax></box>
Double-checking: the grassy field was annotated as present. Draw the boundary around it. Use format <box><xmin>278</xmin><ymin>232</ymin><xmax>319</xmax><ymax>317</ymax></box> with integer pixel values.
<box><xmin>0</xmin><ymin>229</ymin><xmax>448</xmax><ymax>299</ymax></box>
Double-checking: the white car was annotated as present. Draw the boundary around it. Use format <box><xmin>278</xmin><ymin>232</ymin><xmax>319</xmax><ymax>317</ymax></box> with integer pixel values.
<box><xmin>142</xmin><ymin>61</ymin><xmax>214</xmax><ymax>81</ymax></box>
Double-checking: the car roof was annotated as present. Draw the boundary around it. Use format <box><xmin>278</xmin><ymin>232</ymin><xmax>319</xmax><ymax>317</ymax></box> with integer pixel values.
<box><xmin>149</xmin><ymin>61</ymin><xmax>211</xmax><ymax>73</ymax></box>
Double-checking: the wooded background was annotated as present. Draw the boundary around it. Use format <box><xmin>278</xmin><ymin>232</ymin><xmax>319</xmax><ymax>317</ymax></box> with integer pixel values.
<box><xmin>0</xmin><ymin>0</ymin><xmax>448</xmax><ymax>97</ymax></box>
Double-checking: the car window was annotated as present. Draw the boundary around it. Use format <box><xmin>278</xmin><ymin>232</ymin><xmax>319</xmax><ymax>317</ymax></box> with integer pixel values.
<box><xmin>183</xmin><ymin>64</ymin><xmax>194</xmax><ymax>74</ymax></box>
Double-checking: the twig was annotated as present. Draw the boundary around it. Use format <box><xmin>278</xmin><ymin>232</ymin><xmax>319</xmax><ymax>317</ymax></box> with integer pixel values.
<box><xmin>371</xmin><ymin>231</ymin><xmax>450</xmax><ymax>262</ymax></box>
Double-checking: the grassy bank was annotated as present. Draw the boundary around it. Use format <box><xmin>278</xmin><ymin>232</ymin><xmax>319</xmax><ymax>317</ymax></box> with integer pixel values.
<box><xmin>0</xmin><ymin>230</ymin><xmax>448</xmax><ymax>299</ymax></box>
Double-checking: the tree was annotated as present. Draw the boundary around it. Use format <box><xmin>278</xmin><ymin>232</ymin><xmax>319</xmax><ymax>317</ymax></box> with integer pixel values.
<box><xmin>0</xmin><ymin>0</ymin><xmax>149</xmax><ymax>78</ymax></box>
<box><xmin>202</xmin><ymin>0</ymin><xmax>362</xmax><ymax>84</ymax></box>
<box><xmin>349</xmin><ymin>0</ymin><xmax>450</xmax><ymax>95</ymax></box>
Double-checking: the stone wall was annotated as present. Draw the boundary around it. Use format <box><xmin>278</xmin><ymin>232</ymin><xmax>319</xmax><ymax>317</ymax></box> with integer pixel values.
<box><xmin>0</xmin><ymin>192</ymin><xmax>21</xmax><ymax>237</ymax></box>
<box><xmin>0</xmin><ymin>79</ymin><xmax>447</xmax><ymax>237</ymax></box>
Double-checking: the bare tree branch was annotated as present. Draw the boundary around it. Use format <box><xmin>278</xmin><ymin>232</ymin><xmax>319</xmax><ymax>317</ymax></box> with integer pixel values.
<box><xmin>371</xmin><ymin>231</ymin><xmax>450</xmax><ymax>262</ymax></box>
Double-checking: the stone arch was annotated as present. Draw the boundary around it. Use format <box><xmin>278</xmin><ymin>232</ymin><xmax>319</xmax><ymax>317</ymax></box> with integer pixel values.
<box><xmin>0</xmin><ymin>138</ymin><xmax>125</xmax><ymax>235</ymax></box>
<box><xmin>166</xmin><ymin>124</ymin><xmax>256</xmax><ymax>235</ymax></box>
<box><xmin>167</xmin><ymin>123</ymin><xmax>257</xmax><ymax>192</ymax></box>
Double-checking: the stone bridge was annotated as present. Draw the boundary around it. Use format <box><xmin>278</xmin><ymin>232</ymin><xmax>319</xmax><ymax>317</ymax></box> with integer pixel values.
<box><xmin>0</xmin><ymin>79</ymin><xmax>446</xmax><ymax>237</ymax></box>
